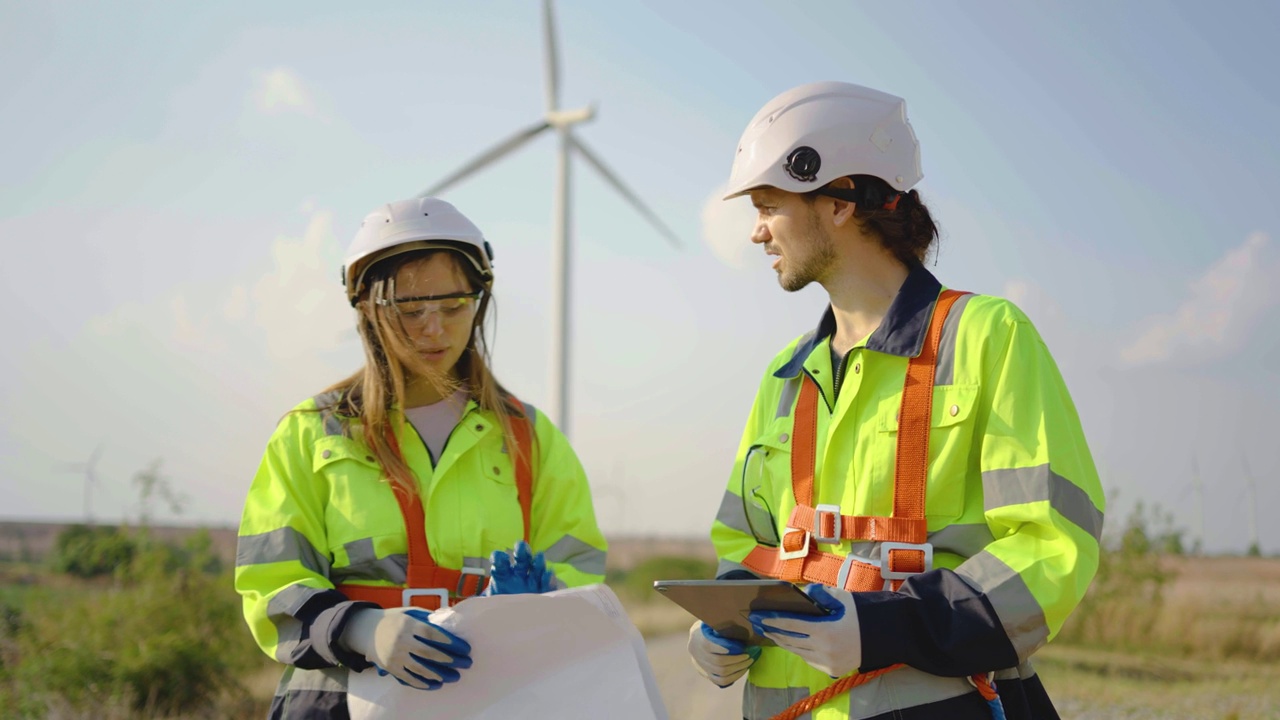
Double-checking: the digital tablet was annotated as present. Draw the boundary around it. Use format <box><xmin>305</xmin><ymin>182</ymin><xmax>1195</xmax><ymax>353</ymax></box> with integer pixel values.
<box><xmin>652</xmin><ymin>579</ymin><xmax>830</xmax><ymax>646</ymax></box>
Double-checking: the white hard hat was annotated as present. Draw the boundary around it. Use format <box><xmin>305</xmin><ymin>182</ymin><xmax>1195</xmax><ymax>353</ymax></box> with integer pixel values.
<box><xmin>723</xmin><ymin>81</ymin><xmax>923</xmax><ymax>200</ymax></box>
<box><xmin>342</xmin><ymin>197</ymin><xmax>494</xmax><ymax>306</ymax></box>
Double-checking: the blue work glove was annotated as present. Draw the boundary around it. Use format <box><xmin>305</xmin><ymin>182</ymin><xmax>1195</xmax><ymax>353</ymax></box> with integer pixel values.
<box><xmin>749</xmin><ymin>583</ymin><xmax>862</xmax><ymax>677</ymax></box>
<box><xmin>482</xmin><ymin>540</ymin><xmax>559</xmax><ymax>595</ymax></box>
<box><xmin>340</xmin><ymin>607</ymin><xmax>472</xmax><ymax>690</ymax></box>
<box><xmin>688</xmin><ymin>621</ymin><xmax>760</xmax><ymax>687</ymax></box>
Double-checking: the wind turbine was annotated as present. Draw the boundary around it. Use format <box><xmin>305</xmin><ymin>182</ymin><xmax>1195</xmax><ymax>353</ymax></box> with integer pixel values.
<box><xmin>1243</xmin><ymin>456</ymin><xmax>1260</xmax><ymax>556</ymax></box>
<box><xmin>419</xmin><ymin>0</ymin><xmax>681</xmax><ymax>438</ymax></box>
<box><xmin>58</xmin><ymin>445</ymin><xmax>104</xmax><ymax>525</ymax></box>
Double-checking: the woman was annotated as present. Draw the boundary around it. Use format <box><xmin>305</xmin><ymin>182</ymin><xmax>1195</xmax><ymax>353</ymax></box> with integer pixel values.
<box><xmin>235</xmin><ymin>196</ymin><xmax>607</xmax><ymax>719</ymax></box>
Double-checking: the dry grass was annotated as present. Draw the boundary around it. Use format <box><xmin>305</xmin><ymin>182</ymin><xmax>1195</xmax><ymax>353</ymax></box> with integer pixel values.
<box><xmin>1060</xmin><ymin>556</ymin><xmax>1280</xmax><ymax>663</ymax></box>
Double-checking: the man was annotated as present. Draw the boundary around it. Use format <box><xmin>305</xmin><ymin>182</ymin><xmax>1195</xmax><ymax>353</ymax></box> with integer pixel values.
<box><xmin>688</xmin><ymin>81</ymin><xmax>1104</xmax><ymax>719</ymax></box>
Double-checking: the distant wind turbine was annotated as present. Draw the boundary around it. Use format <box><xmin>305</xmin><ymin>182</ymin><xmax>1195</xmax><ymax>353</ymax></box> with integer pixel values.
<box><xmin>1243</xmin><ymin>456</ymin><xmax>1260</xmax><ymax>555</ymax></box>
<box><xmin>419</xmin><ymin>0</ymin><xmax>681</xmax><ymax>438</ymax></box>
<box><xmin>58</xmin><ymin>445</ymin><xmax>104</xmax><ymax>525</ymax></box>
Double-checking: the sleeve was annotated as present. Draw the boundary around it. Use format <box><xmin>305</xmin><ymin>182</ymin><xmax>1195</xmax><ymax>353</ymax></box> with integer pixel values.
<box><xmin>854</xmin><ymin>312</ymin><xmax>1105</xmax><ymax>677</ymax></box>
<box><xmin>233</xmin><ymin>419</ymin><xmax>377</xmax><ymax>670</ymax></box>
<box><xmin>528</xmin><ymin>413</ymin><xmax>609</xmax><ymax>588</ymax></box>
<box><xmin>710</xmin><ymin>370</ymin><xmax>776</xmax><ymax>580</ymax></box>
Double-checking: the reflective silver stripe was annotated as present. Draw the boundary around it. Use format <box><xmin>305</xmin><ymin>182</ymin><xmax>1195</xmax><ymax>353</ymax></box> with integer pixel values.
<box><xmin>934</xmin><ymin>292</ymin><xmax>973</xmax><ymax>387</ymax></box>
<box><xmin>956</xmin><ymin>550</ymin><xmax>1049</xmax><ymax>660</ymax></box>
<box><xmin>744</xmin><ymin>684</ymin><xmax>811</xmax><ymax>720</ymax></box>
<box><xmin>312</xmin><ymin>390</ymin><xmax>347</xmax><ymax>437</ymax></box>
<box><xmin>846</xmin><ymin>667</ymin><xmax>976</xmax><ymax>719</ymax></box>
<box><xmin>775</xmin><ymin>376</ymin><xmax>802</xmax><ymax>419</ymax></box>
<box><xmin>717</xmin><ymin>489</ymin><xmax>779</xmax><ymax>545</ymax></box>
<box><xmin>331</xmin><ymin>554</ymin><xmax>488</xmax><ymax>586</ymax></box>
<box><xmin>926</xmin><ymin>523</ymin><xmax>995</xmax><ymax>559</ymax></box>
<box><xmin>275</xmin><ymin>666</ymin><xmax>348</xmax><ymax>696</ymax></box>
<box><xmin>748</xmin><ymin>669</ymin><xmax>984</xmax><ymax>719</ymax></box>
<box><xmin>715</xmin><ymin>489</ymin><xmax>749</xmax><ymax>533</ymax></box>
<box><xmin>519</xmin><ymin>400</ymin><xmax>539</xmax><ymax>427</ymax></box>
<box><xmin>994</xmin><ymin>659</ymin><xmax>1037</xmax><ymax>682</ymax></box>
<box><xmin>715</xmin><ymin>558</ymin><xmax>759</xmax><ymax>579</ymax></box>
<box><xmin>983</xmin><ymin>465</ymin><xmax>1104</xmax><ymax>540</ymax></box>
<box><xmin>544</xmin><ymin>535</ymin><xmax>606</xmax><ymax>576</ymax></box>
<box><xmin>236</xmin><ymin>528</ymin><xmax>331</xmax><ymax>576</ymax></box>
<box><xmin>266</xmin><ymin>584</ymin><xmax>329</xmax><ymax>663</ymax></box>
<box><xmin>332</xmin><ymin>540</ymin><xmax>407</xmax><ymax>584</ymax></box>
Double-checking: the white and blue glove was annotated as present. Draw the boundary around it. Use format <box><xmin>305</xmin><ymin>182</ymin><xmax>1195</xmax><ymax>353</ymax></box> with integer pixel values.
<box><xmin>340</xmin><ymin>607</ymin><xmax>472</xmax><ymax>690</ymax></box>
<box><xmin>748</xmin><ymin>584</ymin><xmax>863</xmax><ymax>678</ymax></box>
<box><xmin>687</xmin><ymin>621</ymin><xmax>761</xmax><ymax>688</ymax></box>
<box><xmin>483</xmin><ymin>540</ymin><xmax>560</xmax><ymax>595</ymax></box>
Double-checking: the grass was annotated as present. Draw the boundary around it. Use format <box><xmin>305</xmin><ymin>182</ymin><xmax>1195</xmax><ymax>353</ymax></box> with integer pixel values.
<box><xmin>5</xmin><ymin>537</ymin><xmax>1279</xmax><ymax>719</ymax></box>
<box><xmin>1036</xmin><ymin>644</ymin><xmax>1279</xmax><ymax>719</ymax></box>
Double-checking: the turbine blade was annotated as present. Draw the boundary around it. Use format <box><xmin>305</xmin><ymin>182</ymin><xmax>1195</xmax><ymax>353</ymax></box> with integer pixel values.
<box><xmin>420</xmin><ymin>120</ymin><xmax>552</xmax><ymax>197</ymax></box>
<box><xmin>542</xmin><ymin>0</ymin><xmax>561</xmax><ymax>112</ymax></box>
<box><xmin>88</xmin><ymin>444</ymin><xmax>104</xmax><ymax>467</ymax></box>
<box><xmin>569</xmin><ymin>134</ymin><xmax>682</xmax><ymax>249</ymax></box>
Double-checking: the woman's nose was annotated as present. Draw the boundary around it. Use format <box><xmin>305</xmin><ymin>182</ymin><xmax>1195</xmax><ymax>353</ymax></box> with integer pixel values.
<box><xmin>420</xmin><ymin>312</ymin><xmax>445</xmax><ymax>336</ymax></box>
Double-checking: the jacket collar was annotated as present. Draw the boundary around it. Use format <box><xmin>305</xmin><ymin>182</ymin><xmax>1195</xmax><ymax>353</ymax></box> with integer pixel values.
<box><xmin>774</xmin><ymin>264</ymin><xmax>944</xmax><ymax>379</ymax></box>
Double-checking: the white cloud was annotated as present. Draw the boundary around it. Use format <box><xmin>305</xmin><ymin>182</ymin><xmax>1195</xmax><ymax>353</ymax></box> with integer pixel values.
<box><xmin>251</xmin><ymin>67</ymin><xmax>319</xmax><ymax>117</ymax></box>
<box><xmin>252</xmin><ymin>209</ymin><xmax>355</xmax><ymax>363</ymax></box>
<box><xmin>1120</xmin><ymin>232</ymin><xmax>1278</xmax><ymax>366</ymax></box>
<box><xmin>700</xmin><ymin>183</ymin><xmax>757</xmax><ymax>269</ymax></box>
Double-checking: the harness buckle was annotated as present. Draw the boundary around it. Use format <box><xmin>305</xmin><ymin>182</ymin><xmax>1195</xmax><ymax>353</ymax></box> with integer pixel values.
<box><xmin>456</xmin><ymin>565</ymin><xmax>490</xmax><ymax>596</ymax></box>
<box><xmin>835</xmin><ymin>551</ymin><xmax>873</xmax><ymax>590</ymax></box>
<box><xmin>401</xmin><ymin>588</ymin><xmax>450</xmax><ymax>609</ymax></box>
<box><xmin>778</xmin><ymin>527</ymin><xmax>811</xmax><ymax>561</ymax></box>
<box><xmin>879</xmin><ymin>541</ymin><xmax>934</xmax><ymax>581</ymax></box>
<box><xmin>812</xmin><ymin>504</ymin><xmax>843</xmax><ymax>544</ymax></box>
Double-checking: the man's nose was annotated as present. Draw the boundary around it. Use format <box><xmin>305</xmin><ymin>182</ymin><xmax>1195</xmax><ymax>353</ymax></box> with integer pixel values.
<box><xmin>751</xmin><ymin>218</ymin><xmax>771</xmax><ymax>244</ymax></box>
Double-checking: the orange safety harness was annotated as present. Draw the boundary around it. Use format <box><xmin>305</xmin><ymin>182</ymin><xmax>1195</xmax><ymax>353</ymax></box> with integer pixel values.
<box><xmin>337</xmin><ymin>402</ymin><xmax>535</xmax><ymax>611</ymax></box>
<box><xmin>742</xmin><ymin>289</ymin><xmax>966</xmax><ymax>592</ymax></box>
<box><xmin>738</xmin><ymin>290</ymin><xmax>1004</xmax><ymax>720</ymax></box>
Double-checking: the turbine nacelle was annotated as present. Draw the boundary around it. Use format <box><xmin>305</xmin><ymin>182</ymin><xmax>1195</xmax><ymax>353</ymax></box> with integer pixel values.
<box><xmin>547</xmin><ymin>105</ymin><xmax>595</xmax><ymax>129</ymax></box>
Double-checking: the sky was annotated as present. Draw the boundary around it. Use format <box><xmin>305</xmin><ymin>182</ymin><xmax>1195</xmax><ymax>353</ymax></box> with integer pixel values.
<box><xmin>2</xmin><ymin>1</ymin><xmax>1278</xmax><ymax>554</ymax></box>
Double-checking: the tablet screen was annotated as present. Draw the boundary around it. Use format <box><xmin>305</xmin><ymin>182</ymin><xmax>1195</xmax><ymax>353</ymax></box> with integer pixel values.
<box><xmin>652</xmin><ymin>579</ymin><xmax>829</xmax><ymax>646</ymax></box>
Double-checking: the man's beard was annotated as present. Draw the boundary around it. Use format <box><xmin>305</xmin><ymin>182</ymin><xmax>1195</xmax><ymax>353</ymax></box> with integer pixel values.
<box><xmin>778</xmin><ymin>208</ymin><xmax>835</xmax><ymax>292</ymax></box>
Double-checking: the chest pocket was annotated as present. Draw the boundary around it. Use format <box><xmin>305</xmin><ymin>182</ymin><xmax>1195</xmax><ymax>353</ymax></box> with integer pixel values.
<box><xmin>875</xmin><ymin>384</ymin><xmax>979</xmax><ymax>523</ymax></box>
<box><xmin>312</xmin><ymin>436</ymin><xmax>400</xmax><ymax>553</ymax></box>
<box><xmin>738</xmin><ymin>419</ymin><xmax>796</xmax><ymax>547</ymax></box>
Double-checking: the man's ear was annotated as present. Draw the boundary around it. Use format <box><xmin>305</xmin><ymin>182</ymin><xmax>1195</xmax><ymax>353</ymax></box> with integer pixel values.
<box><xmin>827</xmin><ymin>177</ymin><xmax>857</xmax><ymax>227</ymax></box>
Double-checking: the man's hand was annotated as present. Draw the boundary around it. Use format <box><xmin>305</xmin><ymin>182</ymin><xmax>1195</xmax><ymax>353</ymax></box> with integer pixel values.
<box><xmin>687</xmin><ymin>621</ymin><xmax>760</xmax><ymax>688</ymax></box>
<box><xmin>748</xmin><ymin>584</ymin><xmax>862</xmax><ymax>677</ymax></box>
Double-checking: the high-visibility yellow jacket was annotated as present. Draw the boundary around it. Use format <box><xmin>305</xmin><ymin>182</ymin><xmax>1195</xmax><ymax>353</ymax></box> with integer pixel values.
<box><xmin>235</xmin><ymin>391</ymin><xmax>607</xmax><ymax>718</ymax></box>
<box><xmin>711</xmin><ymin>266</ymin><xmax>1104</xmax><ymax>720</ymax></box>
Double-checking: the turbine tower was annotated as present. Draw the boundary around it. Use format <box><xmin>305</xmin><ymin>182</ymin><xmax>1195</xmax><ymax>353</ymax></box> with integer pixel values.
<box><xmin>1243</xmin><ymin>456</ymin><xmax>1260</xmax><ymax>555</ymax></box>
<box><xmin>420</xmin><ymin>0</ymin><xmax>680</xmax><ymax>438</ymax></box>
<box><xmin>59</xmin><ymin>445</ymin><xmax>104</xmax><ymax>525</ymax></box>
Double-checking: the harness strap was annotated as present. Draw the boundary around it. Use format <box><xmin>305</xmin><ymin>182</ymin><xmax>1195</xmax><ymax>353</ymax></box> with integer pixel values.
<box><xmin>337</xmin><ymin>398</ymin><xmax>536</xmax><ymax>610</ymax></box>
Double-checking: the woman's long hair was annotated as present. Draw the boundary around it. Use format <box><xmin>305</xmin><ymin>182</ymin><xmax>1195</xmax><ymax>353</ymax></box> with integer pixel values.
<box><xmin>311</xmin><ymin>248</ymin><xmax>532</xmax><ymax>493</ymax></box>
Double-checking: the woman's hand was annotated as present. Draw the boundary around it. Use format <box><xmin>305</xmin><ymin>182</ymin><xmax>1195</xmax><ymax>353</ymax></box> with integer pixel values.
<box><xmin>483</xmin><ymin>540</ymin><xmax>560</xmax><ymax>595</ymax></box>
<box><xmin>340</xmin><ymin>607</ymin><xmax>472</xmax><ymax>690</ymax></box>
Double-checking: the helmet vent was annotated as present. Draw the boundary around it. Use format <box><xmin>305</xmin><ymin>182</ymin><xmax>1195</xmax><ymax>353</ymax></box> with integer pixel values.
<box><xmin>785</xmin><ymin>146</ymin><xmax>821</xmax><ymax>182</ymax></box>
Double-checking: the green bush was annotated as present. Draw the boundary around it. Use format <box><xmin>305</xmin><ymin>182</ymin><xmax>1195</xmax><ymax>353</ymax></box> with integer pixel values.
<box><xmin>50</xmin><ymin>525</ymin><xmax>137</xmax><ymax>578</ymax></box>
<box><xmin>6</xmin><ymin>539</ymin><xmax>261</xmax><ymax>717</ymax></box>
